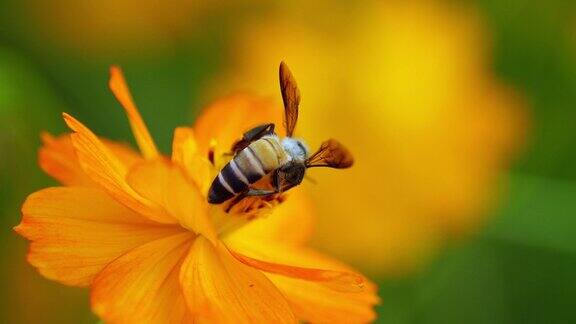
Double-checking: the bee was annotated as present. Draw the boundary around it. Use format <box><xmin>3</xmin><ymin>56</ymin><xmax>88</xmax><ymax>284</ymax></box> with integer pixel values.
<box><xmin>208</xmin><ymin>62</ymin><xmax>354</xmax><ymax>205</ymax></box>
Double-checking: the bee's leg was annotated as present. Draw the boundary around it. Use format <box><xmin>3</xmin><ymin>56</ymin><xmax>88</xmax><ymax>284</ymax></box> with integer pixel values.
<box><xmin>231</xmin><ymin>123</ymin><xmax>276</xmax><ymax>153</ymax></box>
<box><xmin>224</xmin><ymin>194</ymin><xmax>247</xmax><ymax>213</ymax></box>
<box><xmin>243</xmin><ymin>188</ymin><xmax>278</xmax><ymax>197</ymax></box>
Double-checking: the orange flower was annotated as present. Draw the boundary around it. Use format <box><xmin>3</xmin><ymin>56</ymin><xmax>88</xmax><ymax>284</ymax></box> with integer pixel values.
<box><xmin>14</xmin><ymin>66</ymin><xmax>378</xmax><ymax>323</ymax></box>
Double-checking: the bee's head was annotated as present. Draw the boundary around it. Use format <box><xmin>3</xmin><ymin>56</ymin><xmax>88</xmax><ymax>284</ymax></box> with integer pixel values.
<box><xmin>281</xmin><ymin>137</ymin><xmax>309</xmax><ymax>162</ymax></box>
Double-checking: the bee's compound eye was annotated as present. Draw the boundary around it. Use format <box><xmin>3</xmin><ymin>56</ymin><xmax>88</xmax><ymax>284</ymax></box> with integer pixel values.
<box><xmin>288</xmin><ymin>163</ymin><xmax>306</xmax><ymax>183</ymax></box>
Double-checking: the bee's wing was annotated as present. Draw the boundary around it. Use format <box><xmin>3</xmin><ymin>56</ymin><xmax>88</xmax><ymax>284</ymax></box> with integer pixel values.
<box><xmin>279</xmin><ymin>61</ymin><xmax>301</xmax><ymax>137</ymax></box>
<box><xmin>306</xmin><ymin>139</ymin><xmax>354</xmax><ymax>169</ymax></box>
<box><xmin>231</xmin><ymin>123</ymin><xmax>275</xmax><ymax>154</ymax></box>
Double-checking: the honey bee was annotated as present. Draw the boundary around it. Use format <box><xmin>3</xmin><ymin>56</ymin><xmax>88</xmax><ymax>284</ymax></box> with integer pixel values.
<box><xmin>208</xmin><ymin>62</ymin><xmax>354</xmax><ymax>205</ymax></box>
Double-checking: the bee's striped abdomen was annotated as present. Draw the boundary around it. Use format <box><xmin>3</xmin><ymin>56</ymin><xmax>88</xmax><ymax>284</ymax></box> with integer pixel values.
<box><xmin>208</xmin><ymin>160</ymin><xmax>250</xmax><ymax>204</ymax></box>
<box><xmin>208</xmin><ymin>136</ymin><xmax>287</xmax><ymax>204</ymax></box>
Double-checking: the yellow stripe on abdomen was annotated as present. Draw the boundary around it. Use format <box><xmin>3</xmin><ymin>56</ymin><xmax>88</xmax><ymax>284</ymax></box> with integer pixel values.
<box><xmin>248</xmin><ymin>137</ymin><xmax>286</xmax><ymax>173</ymax></box>
<box><xmin>233</xmin><ymin>136</ymin><xmax>286</xmax><ymax>184</ymax></box>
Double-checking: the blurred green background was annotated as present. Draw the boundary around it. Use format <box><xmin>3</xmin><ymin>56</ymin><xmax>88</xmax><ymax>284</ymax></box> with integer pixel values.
<box><xmin>1</xmin><ymin>0</ymin><xmax>576</xmax><ymax>323</ymax></box>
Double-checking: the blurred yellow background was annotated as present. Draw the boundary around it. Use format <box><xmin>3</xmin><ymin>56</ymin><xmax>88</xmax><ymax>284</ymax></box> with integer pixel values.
<box><xmin>1</xmin><ymin>0</ymin><xmax>575</xmax><ymax>323</ymax></box>
<box><xmin>207</xmin><ymin>1</ymin><xmax>528</xmax><ymax>276</ymax></box>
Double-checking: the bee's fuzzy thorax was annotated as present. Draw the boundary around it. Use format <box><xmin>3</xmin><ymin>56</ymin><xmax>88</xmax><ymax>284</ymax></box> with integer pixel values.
<box><xmin>281</xmin><ymin>137</ymin><xmax>309</xmax><ymax>162</ymax></box>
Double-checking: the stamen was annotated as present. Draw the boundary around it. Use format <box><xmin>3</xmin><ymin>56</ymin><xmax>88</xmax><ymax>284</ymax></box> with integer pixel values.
<box><xmin>208</xmin><ymin>147</ymin><xmax>215</xmax><ymax>165</ymax></box>
<box><xmin>206</xmin><ymin>139</ymin><xmax>218</xmax><ymax>165</ymax></box>
<box><xmin>224</xmin><ymin>193</ymin><xmax>285</xmax><ymax>215</ymax></box>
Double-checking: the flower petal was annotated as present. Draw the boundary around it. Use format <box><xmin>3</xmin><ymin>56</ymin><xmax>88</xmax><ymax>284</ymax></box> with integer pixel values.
<box><xmin>102</xmin><ymin>138</ymin><xmax>143</xmax><ymax>168</ymax></box>
<box><xmin>39</xmin><ymin>132</ymin><xmax>142</xmax><ymax>186</ymax></box>
<box><xmin>39</xmin><ymin>132</ymin><xmax>94</xmax><ymax>186</ymax></box>
<box><xmin>224</xmin><ymin>190</ymin><xmax>315</xmax><ymax>246</ymax></box>
<box><xmin>109</xmin><ymin>65</ymin><xmax>159</xmax><ymax>159</ymax></box>
<box><xmin>63</xmin><ymin>113</ymin><xmax>173</xmax><ymax>224</ymax></box>
<box><xmin>225</xmin><ymin>239</ymin><xmax>379</xmax><ymax>322</ymax></box>
<box><xmin>126</xmin><ymin>159</ymin><xmax>218</xmax><ymax>244</ymax></box>
<box><xmin>171</xmin><ymin>127</ymin><xmax>214</xmax><ymax>194</ymax></box>
<box><xmin>193</xmin><ymin>93</ymin><xmax>284</xmax><ymax>155</ymax></box>
<box><xmin>227</xmin><ymin>239</ymin><xmax>373</xmax><ymax>282</ymax></box>
<box><xmin>230</xmin><ymin>250</ymin><xmax>366</xmax><ymax>293</ymax></box>
<box><xmin>227</xmin><ymin>238</ymin><xmax>375</xmax><ymax>294</ymax></box>
<box><xmin>14</xmin><ymin>187</ymin><xmax>182</xmax><ymax>287</ymax></box>
<box><xmin>267</xmin><ymin>273</ymin><xmax>378</xmax><ymax>324</ymax></box>
<box><xmin>91</xmin><ymin>233</ymin><xmax>193</xmax><ymax>323</ymax></box>
<box><xmin>179</xmin><ymin>237</ymin><xmax>297</xmax><ymax>323</ymax></box>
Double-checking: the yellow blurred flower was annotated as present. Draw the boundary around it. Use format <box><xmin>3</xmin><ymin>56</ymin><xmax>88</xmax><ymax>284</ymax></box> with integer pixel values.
<box><xmin>208</xmin><ymin>1</ymin><xmax>528</xmax><ymax>275</ymax></box>
<box><xmin>15</xmin><ymin>67</ymin><xmax>378</xmax><ymax>322</ymax></box>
